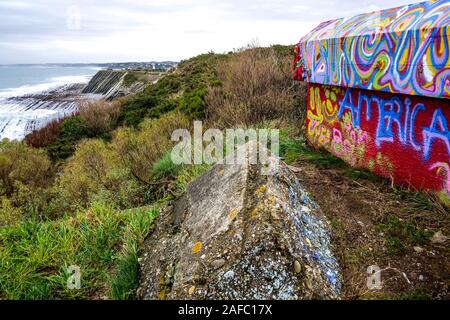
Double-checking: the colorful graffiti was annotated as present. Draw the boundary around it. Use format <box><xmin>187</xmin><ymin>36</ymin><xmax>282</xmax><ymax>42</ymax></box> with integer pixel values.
<box><xmin>306</xmin><ymin>83</ymin><xmax>450</xmax><ymax>204</ymax></box>
<box><xmin>295</xmin><ymin>0</ymin><xmax>450</xmax><ymax>99</ymax></box>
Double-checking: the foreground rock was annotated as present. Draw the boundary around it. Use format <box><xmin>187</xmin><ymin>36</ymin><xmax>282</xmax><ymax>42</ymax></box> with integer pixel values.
<box><xmin>138</xmin><ymin>150</ymin><xmax>341</xmax><ymax>299</ymax></box>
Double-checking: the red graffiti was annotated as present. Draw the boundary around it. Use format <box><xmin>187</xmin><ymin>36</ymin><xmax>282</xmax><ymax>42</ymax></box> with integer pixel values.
<box><xmin>306</xmin><ymin>83</ymin><xmax>450</xmax><ymax>203</ymax></box>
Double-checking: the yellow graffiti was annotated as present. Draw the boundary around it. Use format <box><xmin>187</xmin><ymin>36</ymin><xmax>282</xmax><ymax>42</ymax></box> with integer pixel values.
<box><xmin>307</xmin><ymin>86</ymin><xmax>342</xmax><ymax>145</ymax></box>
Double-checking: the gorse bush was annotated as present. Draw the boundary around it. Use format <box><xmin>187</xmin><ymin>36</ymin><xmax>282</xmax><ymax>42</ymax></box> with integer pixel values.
<box><xmin>55</xmin><ymin>139</ymin><xmax>142</xmax><ymax>213</ymax></box>
<box><xmin>0</xmin><ymin>196</ymin><xmax>22</xmax><ymax>227</ymax></box>
<box><xmin>0</xmin><ymin>140</ymin><xmax>53</xmax><ymax>196</ymax></box>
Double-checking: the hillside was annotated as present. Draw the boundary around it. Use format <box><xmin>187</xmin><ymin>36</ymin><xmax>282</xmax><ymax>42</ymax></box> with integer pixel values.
<box><xmin>0</xmin><ymin>45</ymin><xmax>448</xmax><ymax>300</ymax></box>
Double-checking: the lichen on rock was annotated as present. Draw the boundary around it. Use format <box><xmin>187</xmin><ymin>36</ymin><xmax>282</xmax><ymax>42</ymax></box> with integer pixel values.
<box><xmin>138</xmin><ymin>144</ymin><xmax>341</xmax><ymax>299</ymax></box>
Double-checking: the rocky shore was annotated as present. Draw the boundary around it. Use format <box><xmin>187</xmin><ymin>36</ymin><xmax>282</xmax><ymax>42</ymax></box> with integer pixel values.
<box><xmin>0</xmin><ymin>69</ymin><xmax>160</xmax><ymax>141</ymax></box>
<box><xmin>0</xmin><ymin>83</ymin><xmax>101</xmax><ymax>141</ymax></box>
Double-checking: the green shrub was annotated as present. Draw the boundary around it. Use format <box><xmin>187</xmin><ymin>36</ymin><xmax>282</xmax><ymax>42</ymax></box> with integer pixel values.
<box><xmin>55</xmin><ymin>139</ymin><xmax>141</xmax><ymax>213</ymax></box>
<box><xmin>0</xmin><ymin>196</ymin><xmax>22</xmax><ymax>227</ymax></box>
<box><xmin>60</xmin><ymin>116</ymin><xmax>89</xmax><ymax>140</ymax></box>
<box><xmin>179</xmin><ymin>88</ymin><xmax>207</xmax><ymax>119</ymax></box>
<box><xmin>112</xmin><ymin>111</ymin><xmax>190</xmax><ymax>184</ymax></box>
<box><xmin>0</xmin><ymin>140</ymin><xmax>53</xmax><ymax>196</ymax></box>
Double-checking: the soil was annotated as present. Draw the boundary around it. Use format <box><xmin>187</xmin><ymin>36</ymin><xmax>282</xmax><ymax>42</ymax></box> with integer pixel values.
<box><xmin>292</xmin><ymin>157</ymin><xmax>450</xmax><ymax>299</ymax></box>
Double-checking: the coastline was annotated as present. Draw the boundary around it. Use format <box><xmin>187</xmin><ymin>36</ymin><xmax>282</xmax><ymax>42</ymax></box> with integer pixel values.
<box><xmin>0</xmin><ymin>79</ymin><xmax>101</xmax><ymax>141</ymax></box>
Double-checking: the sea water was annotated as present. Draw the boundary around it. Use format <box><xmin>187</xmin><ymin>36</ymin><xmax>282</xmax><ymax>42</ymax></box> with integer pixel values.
<box><xmin>0</xmin><ymin>65</ymin><xmax>99</xmax><ymax>140</ymax></box>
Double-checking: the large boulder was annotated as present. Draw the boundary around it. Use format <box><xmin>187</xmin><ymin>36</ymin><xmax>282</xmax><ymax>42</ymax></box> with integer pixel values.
<box><xmin>138</xmin><ymin>148</ymin><xmax>341</xmax><ymax>299</ymax></box>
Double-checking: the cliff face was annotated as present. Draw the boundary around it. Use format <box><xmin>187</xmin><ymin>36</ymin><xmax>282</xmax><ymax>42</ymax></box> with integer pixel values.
<box><xmin>82</xmin><ymin>70</ymin><xmax>126</xmax><ymax>97</ymax></box>
<box><xmin>82</xmin><ymin>69</ymin><xmax>159</xmax><ymax>100</ymax></box>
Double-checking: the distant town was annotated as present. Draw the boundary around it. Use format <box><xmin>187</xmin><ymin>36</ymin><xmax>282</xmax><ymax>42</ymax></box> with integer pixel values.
<box><xmin>2</xmin><ymin>61</ymin><xmax>179</xmax><ymax>71</ymax></box>
<box><xmin>97</xmin><ymin>61</ymin><xmax>178</xmax><ymax>70</ymax></box>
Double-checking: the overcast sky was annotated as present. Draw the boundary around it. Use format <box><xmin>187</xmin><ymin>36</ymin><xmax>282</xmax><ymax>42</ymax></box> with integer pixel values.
<box><xmin>0</xmin><ymin>0</ymin><xmax>423</xmax><ymax>64</ymax></box>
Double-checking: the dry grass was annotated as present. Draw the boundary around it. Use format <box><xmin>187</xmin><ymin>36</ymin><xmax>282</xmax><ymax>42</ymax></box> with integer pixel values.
<box><xmin>78</xmin><ymin>99</ymin><xmax>121</xmax><ymax>135</ymax></box>
<box><xmin>25</xmin><ymin>117</ymin><xmax>69</xmax><ymax>148</ymax></box>
<box><xmin>205</xmin><ymin>45</ymin><xmax>304</xmax><ymax>128</ymax></box>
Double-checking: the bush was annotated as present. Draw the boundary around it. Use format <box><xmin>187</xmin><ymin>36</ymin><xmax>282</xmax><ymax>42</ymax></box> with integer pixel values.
<box><xmin>78</xmin><ymin>100</ymin><xmax>121</xmax><ymax>136</ymax></box>
<box><xmin>0</xmin><ymin>196</ymin><xmax>22</xmax><ymax>227</ymax></box>
<box><xmin>55</xmin><ymin>139</ymin><xmax>141</xmax><ymax>212</ymax></box>
<box><xmin>27</xmin><ymin>99</ymin><xmax>123</xmax><ymax>160</ymax></box>
<box><xmin>0</xmin><ymin>140</ymin><xmax>53</xmax><ymax>196</ymax></box>
<box><xmin>205</xmin><ymin>45</ymin><xmax>302</xmax><ymax>127</ymax></box>
<box><xmin>112</xmin><ymin>111</ymin><xmax>191</xmax><ymax>184</ymax></box>
<box><xmin>119</xmin><ymin>95</ymin><xmax>160</xmax><ymax>127</ymax></box>
<box><xmin>178</xmin><ymin>88</ymin><xmax>207</xmax><ymax>119</ymax></box>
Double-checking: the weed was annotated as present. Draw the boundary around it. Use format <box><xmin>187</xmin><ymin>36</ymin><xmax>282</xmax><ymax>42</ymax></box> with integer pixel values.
<box><xmin>0</xmin><ymin>202</ymin><xmax>159</xmax><ymax>299</ymax></box>
<box><xmin>377</xmin><ymin>215</ymin><xmax>432</xmax><ymax>255</ymax></box>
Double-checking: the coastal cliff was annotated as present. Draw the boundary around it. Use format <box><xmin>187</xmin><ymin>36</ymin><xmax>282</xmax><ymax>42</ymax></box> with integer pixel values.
<box><xmin>82</xmin><ymin>69</ymin><xmax>160</xmax><ymax>100</ymax></box>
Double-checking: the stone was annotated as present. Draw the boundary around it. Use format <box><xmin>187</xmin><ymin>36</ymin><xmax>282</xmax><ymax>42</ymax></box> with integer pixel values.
<box><xmin>294</xmin><ymin>260</ymin><xmax>302</xmax><ymax>274</ymax></box>
<box><xmin>211</xmin><ymin>259</ymin><xmax>226</xmax><ymax>269</ymax></box>
<box><xmin>223</xmin><ymin>270</ymin><xmax>235</xmax><ymax>279</ymax></box>
<box><xmin>413</xmin><ymin>246</ymin><xmax>424</xmax><ymax>253</ymax></box>
<box><xmin>431</xmin><ymin>231</ymin><xmax>447</xmax><ymax>244</ymax></box>
<box><xmin>138</xmin><ymin>143</ymin><xmax>341</xmax><ymax>300</ymax></box>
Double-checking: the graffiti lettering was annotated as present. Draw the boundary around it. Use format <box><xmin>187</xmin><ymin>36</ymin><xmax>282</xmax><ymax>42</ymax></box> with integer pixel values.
<box><xmin>423</xmin><ymin>109</ymin><xmax>450</xmax><ymax>161</ymax></box>
<box><xmin>307</xmin><ymin>84</ymin><xmax>450</xmax><ymax>205</ymax></box>
<box><xmin>336</xmin><ymin>89</ymin><xmax>450</xmax><ymax>160</ymax></box>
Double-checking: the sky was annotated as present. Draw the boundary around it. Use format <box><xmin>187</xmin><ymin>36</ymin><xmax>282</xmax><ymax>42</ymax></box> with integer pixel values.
<box><xmin>0</xmin><ymin>0</ymin><xmax>424</xmax><ymax>64</ymax></box>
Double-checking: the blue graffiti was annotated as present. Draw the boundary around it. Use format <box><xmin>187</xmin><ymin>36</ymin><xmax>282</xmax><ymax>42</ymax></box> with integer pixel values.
<box><xmin>338</xmin><ymin>89</ymin><xmax>372</xmax><ymax>129</ymax></box>
<box><xmin>410</xmin><ymin>103</ymin><xmax>426</xmax><ymax>151</ymax></box>
<box><xmin>376</xmin><ymin>96</ymin><xmax>406</xmax><ymax>146</ymax></box>
<box><xmin>423</xmin><ymin>108</ymin><xmax>450</xmax><ymax>160</ymax></box>
<box><xmin>337</xmin><ymin>89</ymin><xmax>450</xmax><ymax>160</ymax></box>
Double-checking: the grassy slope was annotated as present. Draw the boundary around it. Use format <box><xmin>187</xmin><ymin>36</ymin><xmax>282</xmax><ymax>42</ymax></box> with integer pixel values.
<box><xmin>0</xmin><ymin>52</ymin><xmax>229</xmax><ymax>299</ymax></box>
<box><xmin>0</xmin><ymin>203</ymin><xmax>158</xmax><ymax>299</ymax></box>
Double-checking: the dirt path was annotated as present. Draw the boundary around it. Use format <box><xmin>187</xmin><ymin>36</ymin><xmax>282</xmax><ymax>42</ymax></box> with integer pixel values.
<box><xmin>292</xmin><ymin>158</ymin><xmax>449</xmax><ymax>299</ymax></box>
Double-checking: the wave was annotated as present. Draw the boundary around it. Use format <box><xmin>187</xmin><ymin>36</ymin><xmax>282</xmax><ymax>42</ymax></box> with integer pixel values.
<box><xmin>0</xmin><ymin>74</ymin><xmax>92</xmax><ymax>99</ymax></box>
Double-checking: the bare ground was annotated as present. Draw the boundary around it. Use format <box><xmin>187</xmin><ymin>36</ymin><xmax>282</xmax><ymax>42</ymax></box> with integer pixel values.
<box><xmin>291</xmin><ymin>157</ymin><xmax>449</xmax><ymax>299</ymax></box>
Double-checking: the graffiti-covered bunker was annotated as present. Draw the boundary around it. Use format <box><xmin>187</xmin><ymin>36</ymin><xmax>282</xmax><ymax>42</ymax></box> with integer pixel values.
<box><xmin>294</xmin><ymin>0</ymin><xmax>450</xmax><ymax>205</ymax></box>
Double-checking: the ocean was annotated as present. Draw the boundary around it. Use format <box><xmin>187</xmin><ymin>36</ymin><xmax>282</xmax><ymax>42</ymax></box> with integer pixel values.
<box><xmin>0</xmin><ymin>65</ymin><xmax>100</xmax><ymax>141</ymax></box>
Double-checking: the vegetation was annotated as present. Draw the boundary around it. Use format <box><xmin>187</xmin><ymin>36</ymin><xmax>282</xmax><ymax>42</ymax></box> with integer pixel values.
<box><xmin>2</xmin><ymin>43</ymin><xmax>445</xmax><ymax>300</ymax></box>
<box><xmin>26</xmin><ymin>99</ymin><xmax>122</xmax><ymax>160</ymax></box>
<box><xmin>0</xmin><ymin>202</ymin><xmax>158</xmax><ymax>299</ymax></box>
<box><xmin>377</xmin><ymin>215</ymin><xmax>432</xmax><ymax>255</ymax></box>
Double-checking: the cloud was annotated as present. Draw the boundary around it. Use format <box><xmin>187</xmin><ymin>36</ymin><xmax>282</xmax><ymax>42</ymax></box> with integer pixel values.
<box><xmin>0</xmin><ymin>0</ymin><xmax>424</xmax><ymax>64</ymax></box>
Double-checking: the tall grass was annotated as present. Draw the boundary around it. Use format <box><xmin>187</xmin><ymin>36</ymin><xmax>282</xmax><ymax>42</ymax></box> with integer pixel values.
<box><xmin>0</xmin><ymin>202</ymin><xmax>158</xmax><ymax>300</ymax></box>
